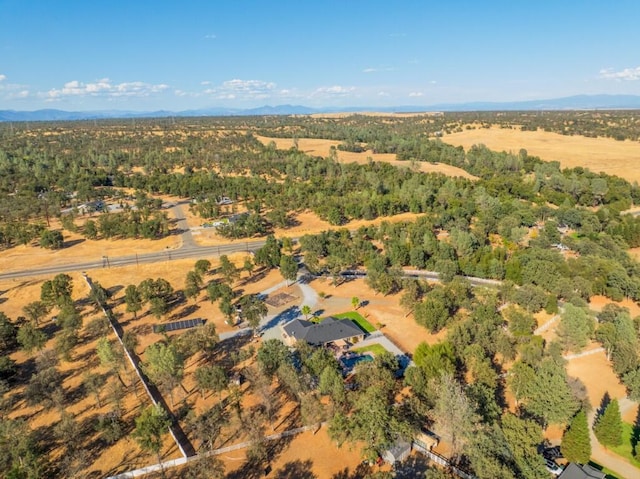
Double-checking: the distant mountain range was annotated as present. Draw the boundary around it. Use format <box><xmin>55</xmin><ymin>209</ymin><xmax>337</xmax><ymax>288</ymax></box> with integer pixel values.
<box><xmin>2</xmin><ymin>94</ymin><xmax>640</xmax><ymax>122</ymax></box>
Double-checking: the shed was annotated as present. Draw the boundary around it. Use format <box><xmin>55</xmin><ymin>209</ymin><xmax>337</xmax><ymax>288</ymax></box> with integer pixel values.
<box><xmin>382</xmin><ymin>440</ymin><xmax>411</xmax><ymax>464</ymax></box>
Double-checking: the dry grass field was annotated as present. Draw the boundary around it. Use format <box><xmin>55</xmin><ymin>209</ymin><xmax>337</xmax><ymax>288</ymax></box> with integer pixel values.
<box><xmin>0</xmin><ymin>273</ymin><xmax>181</xmax><ymax>478</ymax></box>
<box><xmin>255</xmin><ymin>135</ymin><xmax>476</xmax><ymax>180</ymax></box>
<box><xmin>441</xmin><ymin>126</ymin><xmax>640</xmax><ymax>183</ymax></box>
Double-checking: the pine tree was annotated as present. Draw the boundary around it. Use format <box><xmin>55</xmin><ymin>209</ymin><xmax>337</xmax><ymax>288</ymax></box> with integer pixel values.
<box><xmin>561</xmin><ymin>409</ymin><xmax>591</xmax><ymax>463</ymax></box>
<box><xmin>594</xmin><ymin>399</ymin><xmax>623</xmax><ymax>448</ymax></box>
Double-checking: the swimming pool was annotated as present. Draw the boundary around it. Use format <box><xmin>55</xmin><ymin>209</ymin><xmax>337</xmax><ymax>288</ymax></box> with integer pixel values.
<box><xmin>341</xmin><ymin>353</ymin><xmax>374</xmax><ymax>370</ymax></box>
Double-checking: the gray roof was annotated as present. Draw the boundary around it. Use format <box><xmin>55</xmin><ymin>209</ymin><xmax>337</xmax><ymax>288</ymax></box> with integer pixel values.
<box><xmin>282</xmin><ymin>317</ymin><xmax>364</xmax><ymax>345</ymax></box>
<box><xmin>383</xmin><ymin>440</ymin><xmax>411</xmax><ymax>463</ymax></box>
<box><xmin>558</xmin><ymin>463</ymin><xmax>606</xmax><ymax>479</ymax></box>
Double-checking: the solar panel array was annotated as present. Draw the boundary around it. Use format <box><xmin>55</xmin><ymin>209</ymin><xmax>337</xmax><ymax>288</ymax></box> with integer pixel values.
<box><xmin>153</xmin><ymin>318</ymin><xmax>205</xmax><ymax>333</ymax></box>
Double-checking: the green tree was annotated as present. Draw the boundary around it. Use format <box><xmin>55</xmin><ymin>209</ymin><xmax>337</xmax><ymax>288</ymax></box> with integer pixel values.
<box><xmin>133</xmin><ymin>404</ymin><xmax>171</xmax><ymax>465</ymax></box>
<box><xmin>0</xmin><ymin>312</ymin><xmax>18</xmax><ymax>352</ymax></box>
<box><xmin>413</xmin><ymin>341</ymin><xmax>456</xmax><ymax>379</ymax></box>
<box><xmin>149</xmin><ymin>296</ymin><xmax>168</xmax><ymax>320</ymax></box>
<box><xmin>218</xmin><ymin>255</ymin><xmax>240</xmax><ymax>285</ymax></box>
<box><xmin>256</xmin><ymin>339</ymin><xmax>291</xmax><ymax>378</ymax></box>
<box><xmin>301</xmin><ymin>305</ymin><xmax>312</xmax><ymax>320</ymax></box>
<box><xmin>501</xmin><ymin>413</ymin><xmax>548</xmax><ymax>479</ymax></box>
<box><xmin>351</xmin><ymin>296</ymin><xmax>360</xmax><ymax>310</ymax></box>
<box><xmin>84</xmin><ymin>219</ymin><xmax>98</xmax><ymax>239</ymax></box>
<box><xmin>57</xmin><ymin>302</ymin><xmax>82</xmax><ymax>331</ymax></box>
<box><xmin>40</xmin><ymin>273</ymin><xmax>73</xmax><ymax>308</ymax></box>
<box><xmin>238</xmin><ymin>294</ymin><xmax>268</xmax><ymax>334</ymax></box>
<box><xmin>557</xmin><ymin>304</ymin><xmax>594</xmax><ymax>352</ymax></box>
<box><xmin>97</xmin><ymin>337</ymin><xmax>126</xmax><ymax>385</ymax></box>
<box><xmin>523</xmin><ymin>358</ymin><xmax>579</xmax><ymax>426</ymax></box>
<box><xmin>143</xmin><ymin>342</ymin><xmax>184</xmax><ymax>406</ymax></box>
<box><xmin>194</xmin><ymin>259</ymin><xmax>211</xmax><ymax>277</ymax></box>
<box><xmin>243</xmin><ymin>255</ymin><xmax>255</xmax><ymax>277</ymax></box>
<box><xmin>255</xmin><ymin>234</ymin><xmax>281</xmax><ymax>269</ymax></box>
<box><xmin>22</xmin><ymin>301</ymin><xmax>49</xmax><ymax>326</ymax></box>
<box><xmin>0</xmin><ymin>418</ymin><xmax>43</xmax><ymax>479</ymax></box>
<box><xmin>594</xmin><ymin>398</ymin><xmax>623</xmax><ymax>448</ymax></box>
<box><xmin>279</xmin><ymin>254</ymin><xmax>298</xmax><ymax>286</ymax></box>
<box><xmin>39</xmin><ymin>229</ymin><xmax>64</xmax><ymax>249</ymax></box>
<box><xmin>184</xmin><ymin>270</ymin><xmax>203</xmax><ymax>302</ymax></box>
<box><xmin>561</xmin><ymin>409</ymin><xmax>591</xmax><ymax>463</ymax></box>
<box><xmin>17</xmin><ymin>321</ymin><xmax>47</xmax><ymax>354</ymax></box>
<box><xmin>124</xmin><ymin>284</ymin><xmax>143</xmax><ymax>318</ymax></box>
<box><xmin>195</xmin><ymin>365</ymin><xmax>228</xmax><ymax>398</ymax></box>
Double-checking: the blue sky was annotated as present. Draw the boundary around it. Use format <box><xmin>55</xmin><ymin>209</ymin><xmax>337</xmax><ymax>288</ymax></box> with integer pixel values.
<box><xmin>1</xmin><ymin>0</ymin><xmax>640</xmax><ymax>111</ymax></box>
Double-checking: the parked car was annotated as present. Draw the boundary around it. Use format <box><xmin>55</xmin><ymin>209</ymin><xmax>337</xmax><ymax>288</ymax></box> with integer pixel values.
<box><xmin>545</xmin><ymin>459</ymin><xmax>563</xmax><ymax>476</ymax></box>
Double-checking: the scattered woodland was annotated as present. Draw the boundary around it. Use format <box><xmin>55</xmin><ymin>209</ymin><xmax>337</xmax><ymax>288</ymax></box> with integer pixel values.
<box><xmin>1</xmin><ymin>111</ymin><xmax>640</xmax><ymax>478</ymax></box>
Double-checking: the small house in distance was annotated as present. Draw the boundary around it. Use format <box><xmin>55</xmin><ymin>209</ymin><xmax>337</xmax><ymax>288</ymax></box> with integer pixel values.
<box><xmin>558</xmin><ymin>463</ymin><xmax>606</xmax><ymax>479</ymax></box>
<box><xmin>280</xmin><ymin>317</ymin><xmax>365</xmax><ymax>347</ymax></box>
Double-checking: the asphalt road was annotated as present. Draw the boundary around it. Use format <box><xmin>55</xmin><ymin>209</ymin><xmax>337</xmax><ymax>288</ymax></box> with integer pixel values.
<box><xmin>0</xmin><ymin>239</ymin><xmax>266</xmax><ymax>280</ymax></box>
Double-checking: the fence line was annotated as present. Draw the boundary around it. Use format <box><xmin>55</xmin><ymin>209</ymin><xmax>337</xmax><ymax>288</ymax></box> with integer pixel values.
<box><xmin>83</xmin><ymin>274</ymin><xmax>192</xmax><ymax>460</ymax></box>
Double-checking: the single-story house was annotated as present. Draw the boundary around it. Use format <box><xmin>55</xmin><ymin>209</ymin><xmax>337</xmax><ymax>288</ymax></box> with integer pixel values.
<box><xmin>382</xmin><ymin>440</ymin><xmax>412</xmax><ymax>464</ymax></box>
<box><xmin>558</xmin><ymin>463</ymin><xmax>606</xmax><ymax>479</ymax></box>
<box><xmin>280</xmin><ymin>317</ymin><xmax>365</xmax><ymax>347</ymax></box>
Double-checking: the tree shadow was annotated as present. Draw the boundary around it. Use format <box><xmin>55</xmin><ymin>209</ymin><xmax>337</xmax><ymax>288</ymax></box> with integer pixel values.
<box><xmin>259</xmin><ymin>306</ymin><xmax>300</xmax><ymax>331</ymax></box>
<box><xmin>169</xmin><ymin>303</ymin><xmax>200</xmax><ymax>320</ymax></box>
<box><xmin>272</xmin><ymin>459</ymin><xmax>317</xmax><ymax>479</ymax></box>
<box><xmin>596</xmin><ymin>391</ymin><xmax>611</xmax><ymax>422</ymax></box>
<box><xmin>394</xmin><ymin>455</ymin><xmax>431</xmax><ymax>479</ymax></box>
<box><xmin>330</xmin><ymin>463</ymin><xmax>373</xmax><ymax>479</ymax></box>
<box><xmin>63</xmin><ymin>238</ymin><xmax>86</xmax><ymax>249</ymax></box>
<box><xmin>632</xmin><ymin>406</ymin><xmax>640</xmax><ymax>457</ymax></box>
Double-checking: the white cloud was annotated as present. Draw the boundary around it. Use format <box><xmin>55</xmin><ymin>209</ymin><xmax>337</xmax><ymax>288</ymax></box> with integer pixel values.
<box><xmin>362</xmin><ymin>67</ymin><xmax>395</xmax><ymax>73</ymax></box>
<box><xmin>599</xmin><ymin>67</ymin><xmax>640</xmax><ymax>81</ymax></box>
<box><xmin>45</xmin><ymin>78</ymin><xmax>169</xmax><ymax>101</ymax></box>
<box><xmin>204</xmin><ymin>34</ymin><xmax>217</xmax><ymax>39</ymax></box>
<box><xmin>200</xmin><ymin>81</ymin><xmax>211</xmax><ymax>86</ymax></box>
<box><xmin>312</xmin><ymin>85</ymin><xmax>356</xmax><ymax>97</ymax></box>
<box><xmin>409</xmin><ymin>92</ymin><xmax>424</xmax><ymax>97</ymax></box>
<box><xmin>0</xmin><ymin>75</ymin><xmax>30</xmax><ymax>100</ymax></box>
<box><xmin>7</xmin><ymin>89</ymin><xmax>29</xmax><ymax>99</ymax></box>
<box><xmin>378</xmin><ymin>91</ymin><xmax>389</xmax><ymax>97</ymax></box>
<box><xmin>203</xmin><ymin>79</ymin><xmax>277</xmax><ymax>100</ymax></box>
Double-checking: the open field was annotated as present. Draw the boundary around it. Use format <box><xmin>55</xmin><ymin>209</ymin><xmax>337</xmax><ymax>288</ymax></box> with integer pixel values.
<box><xmin>191</xmin><ymin>209</ymin><xmax>426</xmax><ymax>246</ymax></box>
<box><xmin>441</xmin><ymin>126</ymin><xmax>640</xmax><ymax>183</ymax></box>
<box><xmin>255</xmin><ymin>135</ymin><xmax>477</xmax><ymax>180</ymax></box>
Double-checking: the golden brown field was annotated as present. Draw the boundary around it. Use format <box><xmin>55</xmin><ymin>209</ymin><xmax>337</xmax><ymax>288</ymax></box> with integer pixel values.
<box><xmin>254</xmin><ymin>135</ymin><xmax>476</xmax><ymax>180</ymax></box>
<box><xmin>441</xmin><ymin>126</ymin><xmax>640</xmax><ymax>183</ymax></box>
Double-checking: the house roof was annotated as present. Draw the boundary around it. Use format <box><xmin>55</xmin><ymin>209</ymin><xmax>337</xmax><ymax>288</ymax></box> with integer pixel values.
<box><xmin>558</xmin><ymin>463</ymin><xmax>606</xmax><ymax>479</ymax></box>
<box><xmin>383</xmin><ymin>440</ymin><xmax>411</xmax><ymax>462</ymax></box>
<box><xmin>282</xmin><ymin>317</ymin><xmax>364</xmax><ymax>345</ymax></box>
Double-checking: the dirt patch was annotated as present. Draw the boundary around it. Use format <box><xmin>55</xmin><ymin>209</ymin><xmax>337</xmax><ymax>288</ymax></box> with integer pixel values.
<box><xmin>441</xmin><ymin>126</ymin><xmax>640</xmax><ymax>183</ymax></box>
<box><xmin>566</xmin><ymin>347</ymin><xmax>628</xmax><ymax>411</ymax></box>
<box><xmin>589</xmin><ymin>295</ymin><xmax>640</xmax><ymax>317</ymax></box>
<box><xmin>265</xmin><ymin>292</ymin><xmax>298</xmax><ymax>308</ymax></box>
